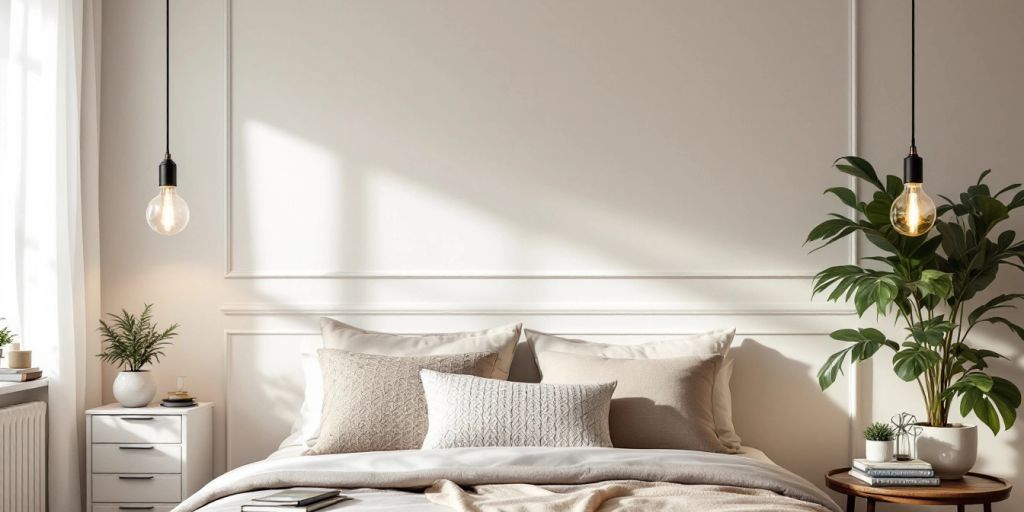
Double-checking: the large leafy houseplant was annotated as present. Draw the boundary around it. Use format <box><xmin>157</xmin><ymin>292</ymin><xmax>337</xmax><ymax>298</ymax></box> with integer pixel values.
<box><xmin>808</xmin><ymin>157</ymin><xmax>1024</xmax><ymax>434</ymax></box>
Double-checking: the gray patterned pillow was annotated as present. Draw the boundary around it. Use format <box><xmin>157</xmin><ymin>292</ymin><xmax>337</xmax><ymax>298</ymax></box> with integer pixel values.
<box><xmin>306</xmin><ymin>350</ymin><xmax>498</xmax><ymax>455</ymax></box>
<box><xmin>419</xmin><ymin>370</ymin><xmax>616</xmax><ymax>449</ymax></box>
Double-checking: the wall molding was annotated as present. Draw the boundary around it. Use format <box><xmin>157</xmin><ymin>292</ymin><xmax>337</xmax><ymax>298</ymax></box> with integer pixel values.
<box><xmin>219</xmin><ymin>302</ymin><xmax>857</xmax><ymax>316</ymax></box>
<box><xmin>221</xmin><ymin>0</ymin><xmax>859</xmax><ymax>280</ymax></box>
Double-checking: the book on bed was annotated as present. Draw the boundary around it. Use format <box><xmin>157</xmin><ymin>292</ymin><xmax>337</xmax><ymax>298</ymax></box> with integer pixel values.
<box><xmin>241</xmin><ymin>495</ymin><xmax>349</xmax><ymax>512</ymax></box>
<box><xmin>242</xmin><ymin>489</ymin><xmax>348</xmax><ymax>511</ymax></box>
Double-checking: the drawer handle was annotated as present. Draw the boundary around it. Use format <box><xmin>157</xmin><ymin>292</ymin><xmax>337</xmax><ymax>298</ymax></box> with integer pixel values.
<box><xmin>118</xmin><ymin>507</ymin><xmax>155</xmax><ymax>511</ymax></box>
<box><xmin>118</xmin><ymin>445</ymin><xmax>155</xmax><ymax>450</ymax></box>
<box><xmin>118</xmin><ymin>475</ymin><xmax>155</xmax><ymax>480</ymax></box>
<box><xmin>120</xmin><ymin>416</ymin><xmax>155</xmax><ymax>421</ymax></box>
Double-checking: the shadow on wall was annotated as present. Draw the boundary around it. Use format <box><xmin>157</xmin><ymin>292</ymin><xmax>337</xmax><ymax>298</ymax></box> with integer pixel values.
<box><xmin>730</xmin><ymin>339</ymin><xmax>849</xmax><ymax>497</ymax></box>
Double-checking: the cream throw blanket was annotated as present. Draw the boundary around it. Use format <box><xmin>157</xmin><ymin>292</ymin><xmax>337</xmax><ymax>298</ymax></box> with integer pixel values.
<box><xmin>427</xmin><ymin>479</ymin><xmax>831</xmax><ymax>512</ymax></box>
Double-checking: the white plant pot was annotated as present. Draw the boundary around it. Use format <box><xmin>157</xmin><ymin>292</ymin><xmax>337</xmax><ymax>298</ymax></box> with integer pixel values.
<box><xmin>113</xmin><ymin>371</ymin><xmax>157</xmax><ymax>408</ymax></box>
<box><xmin>865</xmin><ymin>440</ymin><xmax>895</xmax><ymax>462</ymax></box>
<box><xmin>916</xmin><ymin>424</ymin><xmax>977</xmax><ymax>480</ymax></box>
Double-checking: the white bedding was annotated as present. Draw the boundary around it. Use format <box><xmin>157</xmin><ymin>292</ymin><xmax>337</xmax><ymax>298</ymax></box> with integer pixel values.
<box><xmin>183</xmin><ymin>447</ymin><xmax>834</xmax><ymax>512</ymax></box>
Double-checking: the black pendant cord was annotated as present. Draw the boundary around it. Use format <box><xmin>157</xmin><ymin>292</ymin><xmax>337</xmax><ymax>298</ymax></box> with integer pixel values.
<box><xmin>903</xmin><ymin>0</ymin><xmax>923</xmax><ymax>184</ymax></box>
<box><xmin>158</xmin><ymin>0</ymin><xmax>177</xmax><ymax>188</ymax></box>
<box><xmin>165</xmin><ymin>0</ymin><xmax>170</xmax><ymax>156</ymax></box>
<box><xmin>911</xmin><ymin>0</ymin><xmax>916</xmax><ymax>151</ymax></box>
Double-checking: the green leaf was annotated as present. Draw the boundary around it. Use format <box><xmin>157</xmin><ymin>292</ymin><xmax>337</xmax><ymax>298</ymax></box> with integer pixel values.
<box><xmin>974</xmin><ymin>397</ymin><xmax>1001</xmax><ymax>435</ymax></box>
<box><xmin>892</xmin><ymin>342</ymin><xmax>941</xmax><ymax>381</ymax></box>
<box><xmin>817</xmin><ymin>347</ymin><xmax>854</xmax><ymax>390</ymax></box>
<box><xmin>977</xmin><ymin>316</ymin><xmax>1024</xmax><ymax>342</ymax></box>
<box><xmin>908</xmin><ymin>318</ymin><xmax>953</xmax><ymax>346</ymax></box>
<box><xmin>977</xmin><ymin>169</ymin><xmax>992</xmax><ymax>185</ymax></box>
<box><xmin>825</xmin><ymin>187</ymin><xmax>861</xmax><ymax>211</ymax></box>
<box><xmin>886</xmin><ymin>175</ymin><xmax>905</xmax><ymax>200</ymax></box>
<box><xmin>968</xmin><ymin>294</ymin><xmax>1024</xmax><ymax>325</ymax></box>
<box><xmin>995</xmin><ymin>183</ymin><xmax>1021</xmax><ymax>199</ymax></box>
<box><xmin>834</xmin><ymin>156</ymin><xmax>885</xmax><ymax>192</ymax></box>
<box><xmin>865</xmin><ymin>230</ymin><xmax>900</xmax><ymax>254</ymax></box>
<box><xmin>916</xmin><ymin>270</ymin><xmax>953</xmax><ymax>299</ymax></box>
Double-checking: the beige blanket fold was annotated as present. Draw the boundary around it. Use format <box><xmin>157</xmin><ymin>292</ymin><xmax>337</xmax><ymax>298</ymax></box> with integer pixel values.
<box><xmin>426</xmin><ymin>479</ymin><xmax>831</xmax><ymax>512</ymax></box>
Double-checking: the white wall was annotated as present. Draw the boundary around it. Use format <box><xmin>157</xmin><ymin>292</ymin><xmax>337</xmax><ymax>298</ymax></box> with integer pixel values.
<box><xmin>98</xmin><ymin>1</ymin><xmax>1024</xmax><ymax>509</ymax></box>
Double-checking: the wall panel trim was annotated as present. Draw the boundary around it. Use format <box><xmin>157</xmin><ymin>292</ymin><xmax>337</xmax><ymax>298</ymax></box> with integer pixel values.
<box><xmin>219</xmin><ymin>303</ymin><xmax>856</xmax><ymax>316</ymax></box>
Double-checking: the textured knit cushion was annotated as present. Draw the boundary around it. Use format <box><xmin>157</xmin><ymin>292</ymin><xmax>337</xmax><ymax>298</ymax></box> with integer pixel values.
<box><xmin>525</xmin><ymin>328</ymin><xmax>741</xmax><ymax>452</ymax></box>
<box><xmin>537</xmin><ymin>351</ymin><xmax>727</xmax><ymax>453</ymax></box>
<box><xmin>306</xmin><ymin>350</ymin><xmax>499</xmax><ymax>455</ymax></box>
<box><xmin>282</xmin><ymin>319</ymin><xmax>522</xmax><ymax>450</ymax></box>
<box><xmin>419</xmin><ymin>370</ymin><xmax>616</xmax><ymax>449</ymax></box>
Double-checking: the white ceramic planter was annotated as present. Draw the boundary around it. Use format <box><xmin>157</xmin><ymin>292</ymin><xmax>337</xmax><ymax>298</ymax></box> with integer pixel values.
<box><xmin>865</xmin><ymin>440</ymin><xmax>895</xmax><ymax>462</ymax></box>
<box><xmin>916</xmin><ymin>424</ymin><xmax>977</xmax><ymax>480</ymax></box>
<box><xmin>113</xmin><ymin>371</ymin><xmax>157</xmax><ymax>408</ymax></box>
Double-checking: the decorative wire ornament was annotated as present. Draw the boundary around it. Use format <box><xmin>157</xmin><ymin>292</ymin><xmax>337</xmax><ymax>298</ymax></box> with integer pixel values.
<box><xmin>891</xmin><ymin>412</ymin><xmax>923</xmax><ymax>460</ymax></box>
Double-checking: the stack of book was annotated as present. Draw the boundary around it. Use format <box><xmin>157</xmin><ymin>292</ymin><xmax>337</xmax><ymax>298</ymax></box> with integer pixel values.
<box><xmin>241</xmin><ymin>489</ymin><xmax>350</xmax><ymax>511</ymax></box>
<box><xmin>0</xmin><ymin>367</ymin><xmax>42</xmax><ymax>382</ymax></box>
<box><xmin>849</xmin><ymin>458</ymin><xmax>940</xmax><ymax>487</ymax></box>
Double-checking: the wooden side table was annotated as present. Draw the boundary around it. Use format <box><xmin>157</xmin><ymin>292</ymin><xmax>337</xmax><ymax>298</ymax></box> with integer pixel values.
<box><xmin>826</xmin><ymin>468</ymin><xmax>1011</xmax><ymax>511</ymax></box>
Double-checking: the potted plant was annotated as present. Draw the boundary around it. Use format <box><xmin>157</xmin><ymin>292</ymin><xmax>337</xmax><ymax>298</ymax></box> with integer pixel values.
<box><xmin>97</xmin><ymin>304</ymin><xmax>178</xmax><ymax>407</ymax></box>
<box><xmin>0</xmin><ymin>318</ymin><xmax>15</xmax><ymax>360</ymax></box>
<box><xmin>864</xmin><ymin>422</ymin><xmax>896</xmax><ymax>462</ymax></box>
<box><xmin>808</xmin><ymin>157</ymin><xmax>1024</xmax><ymax>479</ymax></box>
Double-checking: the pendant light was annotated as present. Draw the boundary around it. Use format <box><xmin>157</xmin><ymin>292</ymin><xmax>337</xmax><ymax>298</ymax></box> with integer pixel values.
<box><xmin>146</xmin><ymin>0</ymin><xmax>190</xmax><ymax>235</ymax></box>
<box><xmin>889</xmin><ymin>0</ymin><xmax>936</xmax><ymax>237</ymax></box>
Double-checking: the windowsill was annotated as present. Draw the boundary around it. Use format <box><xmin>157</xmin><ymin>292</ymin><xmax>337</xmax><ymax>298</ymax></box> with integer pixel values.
<box><xmin>0</xmin><ymin>378</ymin><xmax>48</xmax><ymax>396</ymax></box>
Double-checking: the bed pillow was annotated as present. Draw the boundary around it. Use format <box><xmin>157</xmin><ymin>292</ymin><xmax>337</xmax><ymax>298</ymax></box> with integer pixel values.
<box><xmin>526</xmin><ymin>328</ymin><xmax>741</xmax><ymax>452</ymax></box>
<box><xmin>281</xmin><ymin>319</ymin><xmax>522</xmax><ymax>449</ymax></box>
<box><xmin>420</xmin><ymin>370</ymin><xmax>615</xmax><ymax>449</ymax></box>
<box><xmin>306</xmin><ymin>350</ymin><xmax>499</xmax><ymax>456</ymax></box>
<box><xmin>537</xmin><ymin>351</ymin><xmax>726</xmax><ymax>452</ymax></box>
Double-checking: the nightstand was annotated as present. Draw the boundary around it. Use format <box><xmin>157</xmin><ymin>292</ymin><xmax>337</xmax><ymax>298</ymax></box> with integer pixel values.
<box><xmin>86</xmin><ymin>402</ymin><xmax>213</xmax><ymax>512</ymax></box>
<box><xmin>826</xmin><ymin>468</ymin><xmax>1012</xmax><ymax>511</ymax></box>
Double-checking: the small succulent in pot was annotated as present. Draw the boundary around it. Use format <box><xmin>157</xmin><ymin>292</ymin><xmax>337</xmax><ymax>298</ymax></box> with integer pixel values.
<box><xmin>97</xmin><ymin>304</ymin><xmax>178</xmax><ymax>407</ymax></box>
<box><xmin>0</xmin><ymin>318</ymin><xmax>16</xmax><ymax>359</ymax></box>
<box><xmin>864</xmin><ymin>421</ymin><xmax>897</xmax><ymax>462</ymax></box>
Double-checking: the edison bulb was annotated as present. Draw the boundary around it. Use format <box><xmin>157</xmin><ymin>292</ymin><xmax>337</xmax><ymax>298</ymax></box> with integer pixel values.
<box><xmin>146</xmin><ymin>186</ymin><xmax>190</xmax><ymax>235</ymax></box>
<box><xmin>890</xmin><ymin>183</ymin><xmax>936</xmax><ymax>237</ymax></box>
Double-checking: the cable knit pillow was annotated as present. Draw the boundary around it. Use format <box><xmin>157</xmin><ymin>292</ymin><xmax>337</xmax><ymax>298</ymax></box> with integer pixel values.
<box><xmin>419</xmin><ymin>370</ymin><xmax>616</xmax><ymax>449</ymax></box>
<box><xmin>537</xmin><ymin>351</ymin><xmax>727</xmax><ymax>453</ymax></box>
<box><xmin>306</xmin><ymin>350</ymin><xmax>499</xmax><ymax>456</ymax></box>
<box><xmin>281</xmin><ymin>319</ymin><xmax>522</xmax><ymax>450</ymax></box>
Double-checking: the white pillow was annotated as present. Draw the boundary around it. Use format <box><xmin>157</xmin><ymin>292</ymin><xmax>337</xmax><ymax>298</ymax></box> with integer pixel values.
<box><xmin>419</xmin><ymin>370</ymin><xmax>616</xmax><ymax>449</ymax></box>
<box><xmin>526</xmin><ymin>327</ymin><xmax>741</xmax><ymax>452</ymax></box>
<box><xmin>279</xmin><ymin>319</ymin><xmax>522</xmax><ymax>450</ymax></box>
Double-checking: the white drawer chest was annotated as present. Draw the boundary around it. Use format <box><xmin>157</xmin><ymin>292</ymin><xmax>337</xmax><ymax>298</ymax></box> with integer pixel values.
<box><xmin>86</xmin><ymin>402</ymin><xmax>213</xmax><ymax>512</ymax></box>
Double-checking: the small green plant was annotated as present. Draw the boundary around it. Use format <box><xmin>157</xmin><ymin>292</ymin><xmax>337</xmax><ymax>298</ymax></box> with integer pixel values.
<box><xmin>97</xmin><ymin>304</ymin><xmax>178</xmax><ymax>372</ymax></box>
<box><xmin>864</xmin><ymin>422</ymin><xmax>896</xmax><ymax>442</ymax></box>
<box><xmin>0</xmin><ymin>318</ymin><xmax>16</xmax><ymax>348</ymax></box>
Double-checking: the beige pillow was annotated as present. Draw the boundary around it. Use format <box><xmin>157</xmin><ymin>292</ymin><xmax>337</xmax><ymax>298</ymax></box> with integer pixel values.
<box><xmin>526</xmin><ymin>328</ymin><xmax>741</xmax><ymax>452</ymax></box>
<box><xmin>538</xmin><ymin>351</ymin><xmax>727</xmax><ymax>453</ymax></box>
<box><xmin>306</xmin><ymin>349</ymin><xmax>499</xmax><ymax>455</ymax></box>
<box><xmin>282</xmin><ymin>319</ymin><xmax>522</xmax><ymax>449</ymax></box>
<box><xmin>420</xmin><ymin>370</ymin><xmax>615</xmax><ymax>449</ymax></box>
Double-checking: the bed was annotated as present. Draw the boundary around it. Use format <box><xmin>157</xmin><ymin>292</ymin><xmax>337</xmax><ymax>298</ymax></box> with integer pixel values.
<box><xmin>178</xmin><ymin>445</ymin><xmax>838</xmax><ymax>511</ymax></box>
<box><xmin>184</xmin><ymin>320</ymin><xmax>840</xmax><ymax>511</ymax></box>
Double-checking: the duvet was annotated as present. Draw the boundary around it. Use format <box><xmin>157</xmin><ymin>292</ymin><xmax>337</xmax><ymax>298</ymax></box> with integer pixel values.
<box><xmin>175</xmin><ymin>447</ymin><xmax>839</xmax><ymax>512</ymax></box>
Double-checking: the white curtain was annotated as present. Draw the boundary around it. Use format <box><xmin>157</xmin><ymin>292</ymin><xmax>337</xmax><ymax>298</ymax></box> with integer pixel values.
<box><xmin>0</xmin><ymin>0</ymin><xmax>101</xmax><ymax>510</ymax></box>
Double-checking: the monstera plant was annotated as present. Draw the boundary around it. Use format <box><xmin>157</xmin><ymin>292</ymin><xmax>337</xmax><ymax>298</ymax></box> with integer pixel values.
<box><xmin>807</xmin><ymin>156</ymin><xmax>1024</xmax><ymax>437</ymax></box>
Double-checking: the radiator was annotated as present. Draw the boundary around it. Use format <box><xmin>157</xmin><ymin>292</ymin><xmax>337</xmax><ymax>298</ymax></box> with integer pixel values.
<box><xmin>0</xmin><ymin>401</ymin><xmax>46</xmax><ymax>512</ymax></box>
